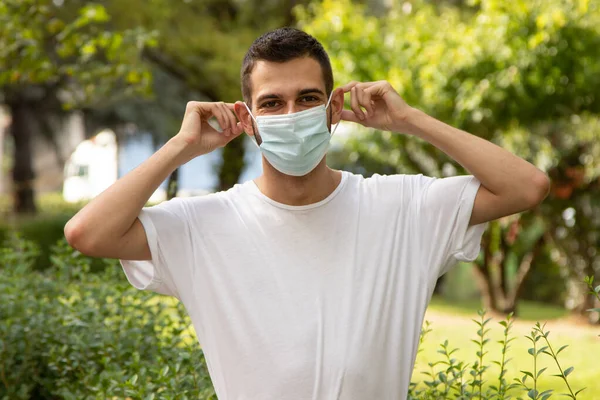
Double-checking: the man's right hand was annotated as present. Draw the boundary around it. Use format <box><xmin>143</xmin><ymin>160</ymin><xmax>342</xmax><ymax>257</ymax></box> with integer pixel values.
<box><xmin>177</xmin><ymin>101</ymin><xmax>244</xmax><ymax>160</ymax></box>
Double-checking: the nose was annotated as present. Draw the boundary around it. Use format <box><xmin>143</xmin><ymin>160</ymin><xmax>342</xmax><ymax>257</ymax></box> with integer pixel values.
<box><xmin>284</xmin><ymin>101</ymin><xmax>299</xmax><ymax>115</ymax></box>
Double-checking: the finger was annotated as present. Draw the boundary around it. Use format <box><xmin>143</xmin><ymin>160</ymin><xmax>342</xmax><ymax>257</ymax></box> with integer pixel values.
<box><xmin>212</xmin><ymin>104</ymin><xmax>229</xmax><ymax>135</ymax></box>
<box><xmin>222</xmin><ymin>102</ymin><xmax>237</xmax><ymax>135</ymax></box>
<box><xmin>218</xmin><ymin>102</ymin><xmax>233</xmax><ymax>134</ymax></box>
<box><xmin>364</xmin><ymin>81</ymin><xmax>391</xmax><ymax>98</ymax></box>
<box><xmin>222</xmin><ymin>124</ymin><xmax>245</xmax><ymax>146</ymax></box>
<box><xmin>340</xmin><ymin>109</ymin><xmax>361</xmax><ymax>123</ymax></box>
<box><xmin>340</xmin><ymin>81</ymin><xmax>360</xmax><ymax>93</ymax></box>
<box><xmin>355</xmin><ymin>86</ymin><xmax>372</xmax><ymax>117</ymax></box>
<box><xmin>232</xmin><ymin>121</ymin><xmax>244</xmax><ymax>136</ymax></box>
<box><xmin>351</xmin><ymin>86</ymin><xmax>365</xmax><ymax>121</ymax></box>
<box><xmin>360</xmin><ymin>87</ymin><xmax>374</xmax><ymax>117</ymax></box>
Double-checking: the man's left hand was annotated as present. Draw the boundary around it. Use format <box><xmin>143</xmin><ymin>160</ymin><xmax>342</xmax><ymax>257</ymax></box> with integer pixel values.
<box><xmin>340</xmin><ymin>80</ymin><xmax>415</xmax><ymax>134</ymax></box>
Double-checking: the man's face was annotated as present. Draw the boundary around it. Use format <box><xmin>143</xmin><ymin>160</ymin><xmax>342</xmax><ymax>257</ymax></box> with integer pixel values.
<box><xmin>235</xmin><ymin>56</ymin><xmax>343</xmax><ymax>145</ymax></box>
<box><xmin>250</xmin><ymin>57</ymin><xmax>329</xmax><ymax>117</ymax></box>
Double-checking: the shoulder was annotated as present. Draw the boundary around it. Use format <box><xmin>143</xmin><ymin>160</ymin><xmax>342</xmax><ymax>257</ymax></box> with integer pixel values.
<box><xmin>349</xmin><ymin>171</ymin><xmax>434</xmax><ymax>198</ymax></box>
<box><xmin>171</xmin><ymin>180</ymin><xmax>256</xmax><ymax>218</ymax></box>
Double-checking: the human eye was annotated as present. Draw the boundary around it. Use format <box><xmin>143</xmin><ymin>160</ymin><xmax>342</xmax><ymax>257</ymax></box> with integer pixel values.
<box><xmin>300</xmin><ymin>95</ymin><xmax>319</xmax><ymax>103</ymax></box>
<box><xmin>260</xmin><ymin>100</ymin><xmax>280</xmax><ymax>109</ymax></box>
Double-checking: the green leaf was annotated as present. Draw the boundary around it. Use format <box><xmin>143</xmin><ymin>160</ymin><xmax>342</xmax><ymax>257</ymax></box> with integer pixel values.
<box><xmin>556</xmin><ymin>344</ymin><xmax>569</xmax><ymax>355</ymax></box>
<box><xmin>528</xmin><ymin>388</ymin><xmax>538</xmax><ymax>399</ymax></box>
<box><xmin>564</xmin><ymin>366</ymin><xmax>574</xmax><ymax>377</ymax></box>
<box><xmin>438</xmin><ymin>372</ymin><xmax>447</xmax><ymax>383</ymax></box>
<box><xmin>81</xmin><ymin>4</ymin><xmax>110</xmax><ymax>22</ymax></box>
<box><xmin>520</xmin><ymin>370</ymin><xmax>534</xmax><ymax>379</ymax></box>
<box><xmin>537</xmin><ymin>367</ymin><xmax>547</xmax><ymax>378</ymax></box>
<box><xmin>540</xmin><ymin>389</ymin><xmax>553</xmax><ymax>400</ymax></box>
<box><xmin>81</xmin><ymin>42</ymin><xmax>96</xmax><ymax>56</ymax></box>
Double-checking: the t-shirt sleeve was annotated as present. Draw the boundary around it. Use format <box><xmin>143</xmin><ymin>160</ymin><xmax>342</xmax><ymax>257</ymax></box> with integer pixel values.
<box><xmin>415</xmin><ymin>175</ymin><xmax>488</xmax><ymax>279</ymax></box>
<box><xmin>119</xmin><ymin>198</ymin><xmax>193</xmax><ymax>299</ymax></box>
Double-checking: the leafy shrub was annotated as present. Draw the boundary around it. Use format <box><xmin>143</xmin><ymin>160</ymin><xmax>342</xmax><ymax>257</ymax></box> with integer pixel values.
<box><xmin>0</xmin><ymin>213</ymin><xmax>108</xmax><ymax>273</ymax></box>
<box><xmin>408</xmin><ymin>311</ymin><xmax>588</xmax><ymax>400</ymax></box>
<box><xmin>0</xmin><ymin>235</ymin><xmax>214</xmax><ymax>400</ymax></box>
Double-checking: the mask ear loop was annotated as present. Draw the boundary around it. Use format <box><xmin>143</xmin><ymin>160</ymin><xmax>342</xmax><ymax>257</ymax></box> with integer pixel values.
<box><xmin>243</xmin><ymin>103</ymin><xmax>261</xmax><ymax>148</ymax></box>
<box><xmin>326</xmin><ymin>91</ymin><xmax>342</xmax><ymax>137</ymax></box>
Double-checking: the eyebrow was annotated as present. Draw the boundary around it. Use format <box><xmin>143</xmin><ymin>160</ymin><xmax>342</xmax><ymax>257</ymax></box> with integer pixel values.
<box><xmin>256</xmin><ymin>88</ymin><xmax>326</xmax><ymax>105</ymax></box>
<box><xmin>298</xmin><ymin>88</ymin><xmax>325</xmax><ymax>97</ymax></box>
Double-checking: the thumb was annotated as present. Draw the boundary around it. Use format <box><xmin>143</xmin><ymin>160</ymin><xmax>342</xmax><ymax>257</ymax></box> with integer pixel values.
<box><xmin>341</xmin><ymin>109</ymin><xmax>362</xmax><ymax>124</ymax></box>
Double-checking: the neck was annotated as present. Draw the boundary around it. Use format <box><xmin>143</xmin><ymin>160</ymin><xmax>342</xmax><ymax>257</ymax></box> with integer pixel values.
<box><xmin>254</xmin><ymin>158</ymin><xmax>342</xmax><ymax>206</ymax></box>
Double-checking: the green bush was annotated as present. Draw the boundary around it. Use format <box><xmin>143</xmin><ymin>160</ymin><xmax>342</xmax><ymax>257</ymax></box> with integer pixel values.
<box><xmin>18</xmin><ymin>214</ymin><xmax>106</xmax><ymax>273</ymax></box>
<box><xmin>0</xmin><ymin>212</ymin><xmax>107</xmax><ymax>273</ymax></box>
<box><xmin>0</xmin><ymin>235</ymin><xmax>214</xmax><ymax>400</ymax></box>
<box><xmin>0</xmin><ymin>193</ymin><xmax>86</xmax><ymax>272</ymax></box>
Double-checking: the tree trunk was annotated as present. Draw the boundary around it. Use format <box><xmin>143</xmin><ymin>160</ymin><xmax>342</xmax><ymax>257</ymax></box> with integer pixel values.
<box><xmin>9</xmin><ymin>101</ymin><xmax>37</xmax><ymax>214</ymax></box>
<box><xmin>504</xmin><ymin>236</ymin><xmax>545</xmax><ymax>315</ymax></box>
<box><xmin>167</xmin><ymin>167</ymin><xmax>179</xmax><ymax>200</ymax></box>
<box><xmin>217</xmin><ymin>135</ymin><xmax>246</xmax><ymax>191</ymax></box>
<box><xmin>0</xmin><ymin>118</ymin><xmax>4</xmax><ymax>195</ymax></box>
<box><xmin>473</xmin><ymin>261</ymin><xmax>498</xmax><ymax>312</ymax></box>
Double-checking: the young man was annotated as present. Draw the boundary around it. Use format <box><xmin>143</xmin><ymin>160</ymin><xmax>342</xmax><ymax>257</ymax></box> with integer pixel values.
<box><xmin>65</xmin><ymin>28</ymin><xmax>550</xmax><ymax>399</ymax></box>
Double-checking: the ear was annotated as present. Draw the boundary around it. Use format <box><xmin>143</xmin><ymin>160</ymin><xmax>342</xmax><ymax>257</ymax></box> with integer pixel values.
<box><xmin>234</xmin><ymin>101</ymin><xmax>256</xmax><ymax>136</ymax></box>
<box><xmin>330</xmin><ymin>87</ymin><xmax>344</xmax><ymax>125</ymax></box>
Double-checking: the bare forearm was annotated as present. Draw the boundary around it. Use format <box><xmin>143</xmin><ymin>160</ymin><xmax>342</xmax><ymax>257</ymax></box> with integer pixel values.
<box><xmin>403</xmin><ymin>108</ymin><xmax>549</xmax><ymax>202</ymax></box>
<box><xmin>65</xmin><ymin>136</ymin><xmax>191</xmax><ymax>251</ymax></box>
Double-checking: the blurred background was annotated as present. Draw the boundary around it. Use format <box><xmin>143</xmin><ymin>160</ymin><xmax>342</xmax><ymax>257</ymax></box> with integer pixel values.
<box><xmin>0</xmin><ymin>0</ymin><xmax>599</xmax><ymax>398</ymax></box>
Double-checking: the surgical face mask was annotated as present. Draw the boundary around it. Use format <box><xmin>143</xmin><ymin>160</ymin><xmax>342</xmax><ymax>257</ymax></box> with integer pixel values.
<box><xmin>244</xmin><ymin>93</ymin><xmax>340</xmax><ymax>177</ymax></box>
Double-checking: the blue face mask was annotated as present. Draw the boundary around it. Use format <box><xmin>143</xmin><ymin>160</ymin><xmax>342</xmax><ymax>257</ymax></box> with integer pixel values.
<box><xmin>244</xmin><ymin>93</ymin><xmax>340</xmax><ymax>177</ymax></box>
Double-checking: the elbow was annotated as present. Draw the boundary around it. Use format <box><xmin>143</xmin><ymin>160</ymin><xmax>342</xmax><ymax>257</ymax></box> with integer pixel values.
<box><xmin>524</xmin><ymin>172</ymin><xmax>551</xmax><ymax>208</ymax></box>
<box><xmin>64</xmin><ymin>218</ymin><xmax>95</xmax><ymax>255</ymax></box>
<box><xmin>64</xmin><ymin>218</ymin><xmax>83</xmax><ymax>251</ymax></box>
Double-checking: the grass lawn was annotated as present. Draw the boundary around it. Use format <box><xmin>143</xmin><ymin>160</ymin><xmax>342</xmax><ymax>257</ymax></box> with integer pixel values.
<box><xmin>428</xmin><ymin>295</ymin><xmax>569</xmax><ymax>321</ymax></box>
<box><xmin>416</xmin><ymin>296</ymin><xmax>600</xmax><ymax>399</ymax></box>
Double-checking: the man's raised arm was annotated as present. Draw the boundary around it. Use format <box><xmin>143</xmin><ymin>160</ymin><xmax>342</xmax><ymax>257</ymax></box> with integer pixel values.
<box><xmin>339</xmin><ymin>80</ymin><xmax>550</xmax><ymax>226</ymax></box>
<box><xmin>64</xmin><ymin>101</ymin><xmax>244</xmax><ymax>260</ymax></box>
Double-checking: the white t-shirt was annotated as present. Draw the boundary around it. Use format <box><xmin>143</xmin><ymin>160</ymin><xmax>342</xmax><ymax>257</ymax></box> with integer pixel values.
<box><xmin>120</xmin><ymin>171</ymin><xmax>487</xmax><ymax>400</ymax></box>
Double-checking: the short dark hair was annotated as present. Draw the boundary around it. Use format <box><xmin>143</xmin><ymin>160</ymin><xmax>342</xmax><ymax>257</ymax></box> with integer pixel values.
<box><xmin>241</xmin><ymin>27</ymin><xmax>333</xmax><ymax>108</ymax></box>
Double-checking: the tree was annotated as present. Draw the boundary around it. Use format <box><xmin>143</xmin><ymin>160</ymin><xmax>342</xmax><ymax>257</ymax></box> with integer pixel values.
<box><xmin>0</xmin><ymin>0</ymin><xmax>153</xmax><ymax>213</ymax></box>
<box><xmin>298</xmin><ymin>0</ymin><xmax>600</xmax><ymax>317</ymax></box>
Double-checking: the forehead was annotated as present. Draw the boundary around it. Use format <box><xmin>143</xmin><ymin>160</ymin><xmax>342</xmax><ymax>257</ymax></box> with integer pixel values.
<box><xmin>250</xmin><ymin>57</ymin><xmax>326</xmax><ymax>99</ymax></box>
